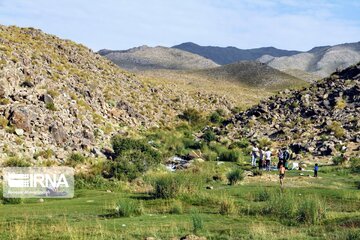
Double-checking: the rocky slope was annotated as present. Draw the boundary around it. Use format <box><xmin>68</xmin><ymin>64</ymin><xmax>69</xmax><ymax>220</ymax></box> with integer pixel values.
<box><xmin>192</xmin><ymin>61</ymin><xmax>307</xmax><ymax>90</ymax></box>
<box><xmin>98</xmin><ymin>45</ymin><xmax>219</xmax><ymax>71</ymax></box>
<box><xmin>216</xmin><ymin>63</ymin><xmax>360</xmax><ymax>157</ymax></box>
<box><xmin>172</xmin><ymin>42</ymin><xmax>301</xmax><ymax>65</ymax></box>
<box><xmin>260</xmin><ymin>42</ymin><xmax>360</xmax><ymax>78</ymax></box>
<box><xmin>0</xmin><ymin>25</ymin><xmax>233</xmax><ymax>162</ymax></box>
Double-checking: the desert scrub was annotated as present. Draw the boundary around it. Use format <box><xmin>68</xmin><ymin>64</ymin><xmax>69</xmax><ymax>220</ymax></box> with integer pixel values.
<box><xmin>327</xmin><ymin>121</ymin><xmax>345</xmax><ymax>138</ymax></box>
<box><xmin>34</xmin><ymin>149</ymin><xmax>54</xmax><ymax>159</ymax></box>
<box><xmin>67</xmin><ymin>152</ymin><xmax>86</xmax><ymax>166</ymax></box>
<box><xmin>219</xmin><ymin>197</ymin><xmax>237</xmax><ymax>215</ymax></box>
<box><xmin>219</xmin><ymin>149</ymin><xmax>240</xmax><ymax>162</ymax></box>
<box><xmin>0</xmin><ymin>116</ymin><xmax>8</xmax><ymax>128</ymax></box>
<box><xmin>227</xmin><ymin>168</ymin><xmax>244</xmax><ymax>185</ymax></box>
<box><xmin>45</xmin><ymin>102</ymin><xmax>57</xmax><ymax>111</ymax></box>
<box><xmin>258</xmin><ymin>137</ymin><xmax>272</xmax><ymax>149</ymax></box>
<box><xmin>3</xmin><ymin>157</ymin><xmax>31</xmax><ymax>167</ymax></box>
<box><xmin>179</xmin><ymin>108</ymin><xmax>203</xmax><ymax>125</ymax></box>
<box><xmin>111</xmin><ymin>199</ymin><xmax>144</xmax><ymax>217</ymax></box>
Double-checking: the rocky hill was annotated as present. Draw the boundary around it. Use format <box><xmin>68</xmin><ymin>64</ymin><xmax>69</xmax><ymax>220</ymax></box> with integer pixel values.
<box><xmin>0</xmin><ymin>25</ymin><xmax>233</xmax><ymax>162</ymax></box>
<box><xmin>216</xmin><ymin>63</ymin><xmax>360</xmax><ymax>157</ymax></box>
<box><xmin>192</xmin><ymin>61</ymin><xmax>307</xmax><ymax>90</ymax></box>
<box><xmin>172</xmin><ymin>42</ymin><xmax>301</xmax><ymax>65</ymax></box>
<box><xmin>98</xmin><ymin>45</ymin><xmax>219</xmax><ymax>71</ymax></box>
<box><xmin>260</xmin><ymin>42</ymin><xmax>360</xmax><ymax>78</ymax></box>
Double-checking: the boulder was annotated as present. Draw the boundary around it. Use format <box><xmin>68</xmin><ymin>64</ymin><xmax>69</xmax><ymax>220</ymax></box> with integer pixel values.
<box><xmin>49</xmin><ymin>123</ymin><xmax>67</xmax><ymax>145</ymax></box>
<box><xmin>9</xmin><ymin>107</ymin><xmax>32</xmax><ymax>132</ymax></box>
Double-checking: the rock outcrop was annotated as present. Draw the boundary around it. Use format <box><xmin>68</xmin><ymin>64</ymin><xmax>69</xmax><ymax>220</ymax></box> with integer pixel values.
<box><xmin>218</xmin><ymin>63</ymin><xmax>360</xmax><ymax>156</ymax></box>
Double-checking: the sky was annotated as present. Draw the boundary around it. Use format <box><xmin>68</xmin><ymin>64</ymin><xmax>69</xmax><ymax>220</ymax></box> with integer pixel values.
<box><xmin>0</xmin><ymin>0</ymin><xmax>360</xmax><ymax>51</ymax></box>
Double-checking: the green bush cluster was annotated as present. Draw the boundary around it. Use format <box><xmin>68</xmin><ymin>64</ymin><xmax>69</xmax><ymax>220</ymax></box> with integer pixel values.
<box><xmin>105</xmin><ymin>136</ymin><xmax>162</xmax><ymax>181</ymax></box>
<box><xmin>179</xmin><ymin>108</ymin><xmax>202</xmax><ymax>125</ymax></box>
<box><xmin>219</xmin><ymin>150</ymin><xmax>239</xmax><ymax>162</ymax></box>
<box><xmin>227</xmin><ymin>168</ymin><xmax>244</xmax><ymax>185</ymax></box>
<box><xmin>112</xmin><ymin>199</ymin><xmax>144</xmax><ymax>217</ymax></box>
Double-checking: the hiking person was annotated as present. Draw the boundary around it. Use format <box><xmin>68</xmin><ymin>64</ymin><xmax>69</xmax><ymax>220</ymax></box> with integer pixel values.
<box><xmin>265</xmin><ymin>148</ymin><xmax>272</xmax><ymax>171</ymax></box>
<box><xmin>279</xmin><ymin>163</ymin><xmax>285</xmax><ymax>189</ymax></box>
<box><xmin>259</xmin><ymin>148</ymin><xmax>264</xmax><ymax>170</ymax></box>
<box><xmin>277</xmin><ymin>148</ymin><xmax>283</xmax><ymax>169</ymax></box>
<box><xmin>251</xmin><ymin>144</ymin><xmax>259</xmax><ymax>167</ymax></box>
<box><xmin>314</xmin><ymin>163</ymin><xmax>319</xmax><ymax>177</ymax></box>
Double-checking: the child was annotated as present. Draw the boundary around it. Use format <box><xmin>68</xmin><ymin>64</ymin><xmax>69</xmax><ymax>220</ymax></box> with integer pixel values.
<box><xmin>279</xmin><ymin>163</ymin><xmax>285</xmax><ymax>189</ymax></box>
<box><xmin>314</xmin><ymin>163</ymin><xmax>319</xmax><ymax>177</ymax></box>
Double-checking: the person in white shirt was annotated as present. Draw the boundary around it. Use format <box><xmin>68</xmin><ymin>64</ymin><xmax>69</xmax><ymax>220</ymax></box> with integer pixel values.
<box><xmin>251</xmin><ymin>145</ymin><xmax>259</xmax><ymax>167</ymax></box>
<box><xmin>265</xmin><ymin>148</ymin><xmax>272</xmax><ymax>171</ymax></box>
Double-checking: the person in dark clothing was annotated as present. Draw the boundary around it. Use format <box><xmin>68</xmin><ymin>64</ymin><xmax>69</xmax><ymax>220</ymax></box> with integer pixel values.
<box><xmin>314</xmin><ymin>163</ymin><xmax>319</xmax><ymax>177</ymax></box>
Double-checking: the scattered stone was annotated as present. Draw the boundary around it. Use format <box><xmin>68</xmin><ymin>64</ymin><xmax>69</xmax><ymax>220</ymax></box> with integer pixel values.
<box><xmin>206</xmin><ymin>186</ymin><xmax>214</xmax><ymax>190</ymax></box>
<box><xmin>15</xmin><ymin>128</ymin><xmax>24</xmax><ymax>136</ymax></box>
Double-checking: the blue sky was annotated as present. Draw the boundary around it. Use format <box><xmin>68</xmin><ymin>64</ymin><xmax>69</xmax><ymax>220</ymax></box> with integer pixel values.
<box><xmin>0</xmin><ymin>0</ymin><xmax>359</xmax><ymax>51</ymax></box>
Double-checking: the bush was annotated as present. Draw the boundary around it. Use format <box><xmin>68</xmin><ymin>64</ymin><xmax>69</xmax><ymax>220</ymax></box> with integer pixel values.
<box><xmin>227</xmin><ymin>168</ymin><xmax>244</xmax><ymax>185</ymax></box>
<box><xmin>45</xmin><ymin>102</ymin><xmax>57</xmax><ymax>111</ymax></box>
<box><xmin>229</xmin><ymin>139</ymin><xmax>249</xmax><ymax>149</ymax></box>
<box><xmin>297</xmin><ymin>197</ymin><xmax>326</xmax><ymax>225</ymax></box>
<box><xmin>203</xmin><ymin>129</ymin><xmax>216</xmax><ymax>142</ymax></box>
<box><xmin>191</xmin><ymin>212</ymin><xmax>204</xmax><ymax>234</ymax></box>
<box><xmin>107</xmin><ymin>136</ymin><xmax>162</xmax><ymax>180</ymax></box>
<box><xmin>219</xmin><ymin>197</ymin><xmax>237</xmax><ymax>215</ymax></box>
<box><xmin>112</xmin><ymin>199</ymin><xmax>144</xmax><ymax>217</ymax></box>
<box><xmin>152</xmin><ymin>175</ymin><xmax>182</xmax><ymax>199</ymax></box>
<box><xmin>350</xmin><ymin>157</ymin><xmax>360</xmax><ymax>173</ymax></box>
<box><xmin>265</xmin><ymin>193</ymin><xmax>326</xmax><ymax>225</ymax></box>
<box><xmin>179</xmin><ymin>108</ymin><xmax>202</xmax><ymax>125</ymax></box>
<box><xmin>219</xmin><ymin>150</ymin><xmax>239</xmax><ymax>162</ymax></box>
<box><xmin>258</xmin><ymin>137</ymin><xmax>272</xmax><ymax>149</ymax></box>
<box><xmin>67</xmin><ymin>152</ymin><xmax>85</xmax><ymax>166</ymax></box>
<box><xmin>169</xmin><ymin>200</ymin><xmax>183</xmax><ymax>214</ymax></box>
<box><xmin>327</xmin><ymin>121</ymin><xmax>345</xmax><ymax>138</ymax></box>
<box><xmin>332</xmin><ymin>155</ymin><xmax>347</xmax><ymax>166</ymax></box>
<box><xmin>254</xmin><ymin>189</ymin><xmax>270</xmax><ymax>202</ymax></box>
<box><xmin>3</xmin><ymin>157</ymin><xmax>31</xmax><ymax>167</ymax></box>
<box><xmin>1</xmin><ymin>197</ymin><xmax>23</xmax><ymax>205</ymax></box>
<box><xmin>209</xmin><ymin>111</ymin><xmax>222</xmax><ymax>123</ymax></box>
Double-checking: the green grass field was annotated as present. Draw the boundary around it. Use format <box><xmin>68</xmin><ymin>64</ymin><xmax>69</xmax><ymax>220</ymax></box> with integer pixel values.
<box><xmin>0</xmin><ymin>161</ymin><xmax>359</xmax><ymax>240</ymax></box>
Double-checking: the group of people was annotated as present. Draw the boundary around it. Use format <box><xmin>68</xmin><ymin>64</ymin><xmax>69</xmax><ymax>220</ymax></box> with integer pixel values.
<box><xmin>251</xmin><ymin>145</ymin><xmax>290</xmax><ymax>172</ymax></box>
<box><xmin>251</xmin><ymin>144</ymin><xmax>319</xmax><ymax>189</ymax></box>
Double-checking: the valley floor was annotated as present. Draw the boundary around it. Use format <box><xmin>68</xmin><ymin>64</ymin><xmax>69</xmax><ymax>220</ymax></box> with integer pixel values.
<box><xmin>0</xmin><ymin>162</ymin><xmax>359</xmax><ymax>240</ymax></box>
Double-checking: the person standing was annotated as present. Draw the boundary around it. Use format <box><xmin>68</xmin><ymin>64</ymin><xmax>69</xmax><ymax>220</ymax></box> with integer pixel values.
<box><xmin>283</xmin><ymin>148</ymin><xmax>290</xmax><ymax>169</ymax></box>
<box><xmin>314</xmin><ymin>163</ymin><xmax>319</xmax><ymax>177</ymax></box>
<box><xmin>251</xmin><ymin>144</ymin><xmax>259</xmax><ymax>167</ymax></box>
<box><xmin>259</xmin><ymin>148</ymin><xmax>264</xmax><ymax>170</ymax></box>
<box><xmin>265</xmin><ymin>148</ymin><xmax>272</xmax><ymax>171</ymax></box>
<box><xmin>279</xmin><ymin>163</ymin><xmax>285</xmax><ymax>189</ymax></box>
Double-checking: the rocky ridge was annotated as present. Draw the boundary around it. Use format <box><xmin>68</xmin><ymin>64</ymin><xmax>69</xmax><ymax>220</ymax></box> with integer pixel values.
<box><xmin>218</xmin><ymin>63</ymin><xmax>360</xmax><ymax>156</ymax></box>
<box><xmin>98</xmin><ymin>45</ymin><xmax>219</xmax><ymax>71</ymax></box>
<box><xmin>0</xmin><ymin>25</ymin><xmax>233</xmax><ymax>162</ymax></box>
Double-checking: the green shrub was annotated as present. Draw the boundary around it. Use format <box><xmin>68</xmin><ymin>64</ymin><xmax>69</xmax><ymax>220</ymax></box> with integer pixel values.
<box><xmin>107</xmin><ymin>136</ymin><xmax>162</xmax><ymax>180</ymax></box>
<box><xmin>3</xmin><ymin>157</ymin><xmax>31</xmax><ymax>167</ymax></box>
<box><xmin>191</xmin><ymin>212</ymin><xmax>204</xmax><ymax>234</ymax></box>
<box><xmin>332</xmin><ymin>155</ymin><xmax>347</xmax><ymax>166</ymax></box>
<box><xmin>67</xmin><ymin>152</ymin><xmax>85</xmax><ymax>165</ymax></box>
<box><xmin>254</xmin><ymin>189</ymin><xmax>270</xmax><ymax>202</ymax></box>
<box><xmin>252</xmin><ymin>169</ymin><xmax>263</xmax><ymax>176</ymax></box>
<box><xmin>229</xmin><ymin>139</ymin><xmax>249</xmax><ymax>149</ymax></box>
<box><xmin>169</xmin><ymin>200</ymin><xmax>183</xmax><ymax>214</ymax></box>
<box><xmin>183</xmin><ymin>138</ymin><xmax>201</xmax><ymax>149</ymax></box>
<box><xmin>209</xmin><ymin>111</ymin><xmax>222</xmax><ymax>123</ymax></box>
<box><xmin>350</xmin><ymin>157</ymin><xmax>360</xmax><ymax>173</ymax></box>
<box><xmin>297</xmin><ymin>197</ymin><xmax>326</xmax><ymax>225</ymax></box>
<box><xmin>219</xmin><ymin>150</ymin><xmax>239</xmax><ymax>162</ymax></box>
<box><xmin>203</xmin><ymin>129</ymin><xmax>216</xmax><ymax>142</ymax></box>
<box><xmin>219</xmin><ymin>197</ymin><xmax>237</xmax><ymax>215</ymax></box>
<box><xmin>45</xmin><ymin>102</ymin><xmax>57</xmax><ymax>111</ymax></box>
<box><xmin>258</xmin><ymin>137</ymin><xmax>272</xmax><ymax>149</ymax></box>
<box><xmin>112</xmin><ymin>199</ymin><xmax>144</xmax><ymax>217</ymax></box>
<box><xmin>1</xmin><ymin>197</ymin><xmax>23</xmax><ymax>205</ymax></box>
<box><xmin>179</xmin><ymin>108</ymin><xmax>202</xmax><ymax>125</ymax></box>
<box><xmin>227</xmin><ymin>168</ymin><xmax>244</xmax><ymax>185</ymax></box>
<box><xmin>327</xmin><ymin>121</ymin><xmax>345</xmax><ymax>138</ymax></box>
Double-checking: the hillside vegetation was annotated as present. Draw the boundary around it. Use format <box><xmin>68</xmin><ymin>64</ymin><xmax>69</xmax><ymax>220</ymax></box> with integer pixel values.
<box><xmin>0</xmin><ymin>25</ymin><xmax>233</xmax><ymax>161</ymax></box>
